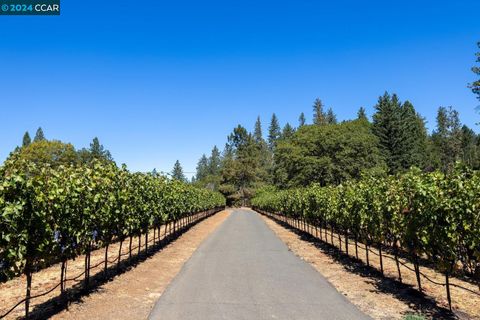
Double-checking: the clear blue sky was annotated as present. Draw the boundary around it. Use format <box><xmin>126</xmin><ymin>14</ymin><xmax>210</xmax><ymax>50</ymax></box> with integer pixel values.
<box><xmin>1</xmin><ymin>1</ymin><xmax>479</xmax><ymax>177</ymax></box>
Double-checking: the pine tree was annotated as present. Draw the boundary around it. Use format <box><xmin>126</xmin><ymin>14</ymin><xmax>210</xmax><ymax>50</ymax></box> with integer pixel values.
<box><xmin>195</xmin><ymin>154</ymin><xmax>209</xmax><ymax>181</ymax></box>
<box><xmin>326</xmin><ymin>108</ymin><xmax>337</xmax><ymax>124</ymax></box>
<box><xmin>432</xmin><ymin>106</ymin><xmax>462</xmax><ymax>171</ymax></box>
<box><xmin>460</xmin><ymin>125</ymin><xmax>479</xmax><ymax>168</ymax></box>
<box><xmin>400</xmin><ymin>101</ymin><xmax>428</xmax><ymax>169</ymax></box>
<box><xmin>281</xmin><ymin>123</ymin><xmax>295</xmax><ymax>140</ymax></box>
<box><xmin>22</xmin><ymin>131</ymin><xmax>31</xmax><ymax>147</ymax></box>
<box><xmin>172</xmin><ymin>160</ymin><xmax>187</xmax><ymax>182</ymax></box>
<box><xmin>372</xmin><ymin>93</ymin><xmax>400</xmax><ymax>172</ymax></box>
<box><xmin>253</xmin><ymin>116</ymin><xmax>263</xmax><ymax>143</ymax></box>
<box><xmin>372</xmin><ymin>92</ymin><xmax>426</xmax><ymax>173</ymax></box>
<box><xmin>313</xmin><ymin>98</ymin><xmax>327</xmax><ymax>125</ymax></box>
<box><xmin>268</xmin><ymin>113</ymin><xmax>281</xmax><ymax>150</ymax></box>
<box><xmin>298</xmin><ymin>112</ymin><xmax>306</xmax><ymax>127</ymax></box>
<box><xmin>357</xmin><ymin>107</ymin><xmax>368</xmax><ymax>121</ymax></box>
<box><xmin>253</xmin><ymin>117</ymin><xmax>272</xmax><ymax>183</ymax></box>
<box><xmin>469</xmin><ymin>41</ymin><xmax>480</xmax><ymax>103</ymax></box>
<box><xmin>89</xmin><ymin>137</ymin><xmax>113</xmax><ymax>161</ymax></box>
<box><xmin>223</xmin><ymin>125</ymin><xmax>263</xmax><ymax>205</ymax></box>
<box><xmin>33</xmin><ymin>127</ymin><xmax>46</xmax><ymax>142</ymax></box>
<box><xmin>208</xmin><ymin>145</ymin><xmax>221</xmax><ymax>175</ymax></box>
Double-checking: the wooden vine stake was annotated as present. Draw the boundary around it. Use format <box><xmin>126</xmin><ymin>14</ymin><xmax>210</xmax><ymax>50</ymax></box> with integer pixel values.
<box><xmin>445</xmin><ymin>270</ymin><xmax>452</xmax><ymax>311</ymax></box>
<box><xmin>393</xmin><ymin>242</ymin><xmax>402</xmax><ymax>283</ymax></box>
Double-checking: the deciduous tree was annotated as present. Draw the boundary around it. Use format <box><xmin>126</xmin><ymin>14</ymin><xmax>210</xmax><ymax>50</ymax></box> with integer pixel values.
<box><xmin>274</xmin><ymin>119</ymin><xmax>385</xmax><ymax>187</ymax></box>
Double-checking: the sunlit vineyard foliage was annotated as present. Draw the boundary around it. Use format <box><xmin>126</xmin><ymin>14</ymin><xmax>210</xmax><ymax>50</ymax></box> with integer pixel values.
<box><xmin>252</xmin><ymin>166</ymin><xmax>480</xmax><ymax>287</ymax></box>
<box><xmin>0</xmin><ymin>158</ymin><xmax>225</xmax><ymax>282</ymax></box>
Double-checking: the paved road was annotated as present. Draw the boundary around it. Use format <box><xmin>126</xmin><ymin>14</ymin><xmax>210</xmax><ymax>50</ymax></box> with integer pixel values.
<box><xmin>149</xmin><ymin>209</ymin><xmax>370</xmax><ymax>320</ymax></box>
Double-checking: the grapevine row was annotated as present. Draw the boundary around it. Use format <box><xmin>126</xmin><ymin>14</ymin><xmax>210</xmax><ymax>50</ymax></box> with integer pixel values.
<box><xmin>0</xmin><ymin>158</ymin><xmax>225</xmax><ymax>317</ymax></box>
<box><xmin>251</xmin><ymin>166</ymin><xmax>480</xmax><ymax>310</ymax></box>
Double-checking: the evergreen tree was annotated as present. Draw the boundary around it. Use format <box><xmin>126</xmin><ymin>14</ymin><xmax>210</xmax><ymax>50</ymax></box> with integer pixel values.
<box><xmin>253</xmin><ymin>117</ymin><xmax>273</xmax><ymax>184</ymax></box>
<box><xmin>253</xmin><ymin>116</ymin><xmax>263</xmax><ymax>143</ymax></box>
<box><xmin>298</xmin><ymin>112</ymin><xmax>306</xmax><ymax>127</ymax></box>
<box><xmin>195</xmin><ymin>154</ymin><xmax>209</xmax><ymax>180</ymax></box>
<box><xmin>400</xmin><ymin>101</ymin><xmax>428</xmax><ymax>169</ymax></box>
<box><xmin>89</xmin><ymin>137</ymin><xmax>113</xmax><ymax>161</ymax></box>
<box><xmin>34</xmin><ymin>127</ymin><xmax>46</xmax><ymax>142</ymax></box>
<box><xmin>221</xmin><ymin>125</ymin><xmax>263</xmax><ymax>205</ymax></box>
<box><xmin>268</xmin><ymin>113</ymin><xmax>281</xmax><ymax>150</ymax></box>
<box><xmin>172</xmin><ymin>160</ymin><xmax>187</xmax><ymax>182</ymax></box>
<box><xmin>22</xmin><ymin>131</ymin><xmax>31</xmax><ymax>147</ymax></box>
<box><xmin>313</xmin><ymin>98</ymin><xmax>327</xmax><ymax>125</ymax></box>
<box><xmin>372</xmin><ymin>93</ymin><xmax>402</xmax><ymax>172</ymax></box>
<box><xmin>372</xmin><ymin>93</ymin><xmax>426</xmax><ymax>173</ymax></box>
<box><xmin>432</xmin><ymin>106</ymin><xmax>462</xmax><ymax>171</ymax></box>
<box><xmin>357</xmin><ymin>107</ymin><xmax>368</xmax><ymax>121</ymax></box>
<box><xmin>208</xmin><ymin>145</ymin><xmax>221</xmax><ymax>175</ymax></box>
<box><xmin>281</xmin><ymin>123</ymin><xmax>295</xmax><ymax>140</ymax></box>
<box><xmin>228</xmin><ymin>125</ymin><xmax>250</xmax><ymax>150</ymax></box>
<box><xmin>470</xmin><ymin>41</ymin><xmax>480</xmax><ymax>103</ymax></box>
<box><xmin>460</xmin><ymin>125</ymin><xmax>479</xmax><ymax>168</ymax></box>
<box><xmin>326</xmin><ymin>107</ymin><xmax>337</xmax><ymax>124</ymax></box>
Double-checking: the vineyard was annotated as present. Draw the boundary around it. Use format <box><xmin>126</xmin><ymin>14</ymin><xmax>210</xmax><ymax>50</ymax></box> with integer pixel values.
<box><xmin>251</xmin><ymin>166</ymin><xmax>480</xmax><ymax>312</ymax></box>
<box><xmin>0</xmin><ymin>158</ymin><xmax>225</xmax><ymax>318</ymax></box>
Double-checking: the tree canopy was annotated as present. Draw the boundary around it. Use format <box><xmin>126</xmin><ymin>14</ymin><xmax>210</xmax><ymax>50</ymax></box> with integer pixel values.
<box><xmin>372</xmin><ymin>92</ymin><xmax>428</xmax><ymax>174</ymax></box>
<box><xmin>22</xmin><ymin>132</ymin><xmax>31</xmax><ymax>147</ymax></box>
<box><xmin>6</xmin><ymin>140</ymin><xmax>78</xmax><ymax>173</ymax></box>
<box><xmin>274</xmin><ymin>119</ymin><xmax>385</xmax><ymax>188</ymax></box>
<box><xmin>33</xmin><ymin>127</ymin><xmax>46</xmax><ymax>142</ymax></box>
<box><xmin>172</xmin><ymin>160</ymin><xmax>187</xmax><ymax>182</ymax></box>
<box><xmin>195</xmin><ymin>94</ymin><xmax>480</xmax><ymax>205</ymax></box>
<box><xmin>192</xmin><ymin>44</ymin><xmax>480</xmax><ymax>205</ymax></box>
<box><xmin>470</xmin><ymin>41</ymin><xmax>480</xmax><ymax>103</ymax></box>
<box><xmin>268</xmin><ymin>114</ymin><xmax>281</xmax><ymax>150</ymax></box>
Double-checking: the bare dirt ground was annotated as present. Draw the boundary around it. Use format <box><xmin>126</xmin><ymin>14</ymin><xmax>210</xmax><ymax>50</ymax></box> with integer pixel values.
<box><xmin>260</xmin><ymin>214</ymin><xmax>480</xmax><ymax>320</ymax></box>
<box><xmin>0</xmin><ymin>209</ymin><xmax>231</xmax><ymax>320</ymax></box>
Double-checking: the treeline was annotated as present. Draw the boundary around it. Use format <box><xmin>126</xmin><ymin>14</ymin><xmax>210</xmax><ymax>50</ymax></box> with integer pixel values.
<box><xmin>15</xmin><ymin>127</ymin><xmax>114</xmax><ymax>167</ymax></box>
<box><xmin>194</xmin><ymin>42</ymin><xmax>480</xmax><ymax>205</ymax></box>
<box><xmin>194</xmin><ymin>94</ymin><xmax>480</xmax><ymax>204</ymax></box>
<box><xmin>15</xmin><ymin>128</ymin><xmax>189</xmax><ymax>181</ymax></box>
